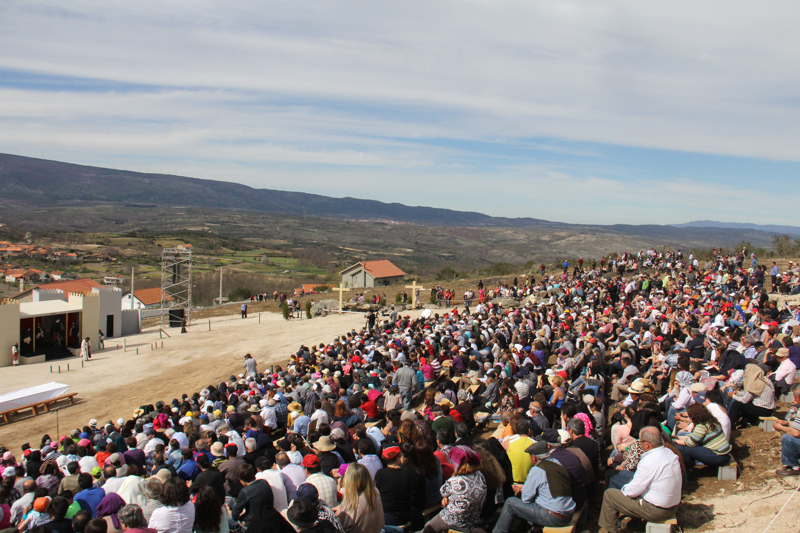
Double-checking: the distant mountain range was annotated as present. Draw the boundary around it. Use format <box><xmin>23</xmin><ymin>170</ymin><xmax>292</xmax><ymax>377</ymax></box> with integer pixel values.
<box><xmin>674</xmin><ymin>220</ymin><xmax>800</xmax><ymax>236</ymax></box>
<box><xmin>0</xmin><ymin>152</ymin><xmax>562</xmax><ymax>228</ymax></box>
<box><xmin>0</xmin><ymin>153</ymin><xmax>784</xmax><ymax>250</ymax></box>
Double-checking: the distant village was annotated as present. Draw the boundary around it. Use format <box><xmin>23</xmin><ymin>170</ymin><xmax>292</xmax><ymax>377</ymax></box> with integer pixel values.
<box><xmin>0</xmin><ymin>240</ymin><xmax>121</xmax><ymax>288</ymax></box>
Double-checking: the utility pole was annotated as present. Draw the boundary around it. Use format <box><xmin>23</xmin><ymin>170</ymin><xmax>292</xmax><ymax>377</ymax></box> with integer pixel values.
<box><xmin>130</xmin><ymin>267</ymin><xmax>135</xmax><ymax>309</ymax></box>
<box><xmin>219</xmin><ymin>267</ymin><xmax>223</xmax><ymax>305</ymax></box>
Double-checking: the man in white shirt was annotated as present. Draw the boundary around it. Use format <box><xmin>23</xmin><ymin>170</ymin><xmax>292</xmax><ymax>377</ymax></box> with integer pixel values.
<box><xmin>599</xmin><ymin>427</ymin><xmax>681</xmax><ymax>533</ymax></box>
<box><xmin>254</xmin><ymin>456</ymin><xmax>288</xmax><ymax>511</ymax></box>
<box><xmin>260</xmin><ymin>399</ymin><xmax>278</xmax><ymax>431</ymax></box>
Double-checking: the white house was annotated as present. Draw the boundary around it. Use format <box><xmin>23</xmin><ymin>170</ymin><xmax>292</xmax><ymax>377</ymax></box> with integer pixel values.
<box><xmin>122</xmin><ymin>287</ymin><xmax>174</xmax><ymax>310</ymax></box>
<box><xmin>339</xmin><ymin>260</ymin><xmax>406</xmax><ymax>288</ymax></box>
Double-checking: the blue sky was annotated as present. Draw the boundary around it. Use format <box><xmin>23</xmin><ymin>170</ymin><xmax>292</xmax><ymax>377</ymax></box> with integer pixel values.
<box><xmin>1</xmin><ymin>1</ymin><xmax>799</xmax><ymax>225</ymax></box>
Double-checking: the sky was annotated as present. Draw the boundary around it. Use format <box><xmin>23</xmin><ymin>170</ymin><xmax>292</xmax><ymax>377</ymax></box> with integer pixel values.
<box><xmin>1</xmin><ymin>1</ymin><xmax>800</xmax><ymax>225</ymax></box>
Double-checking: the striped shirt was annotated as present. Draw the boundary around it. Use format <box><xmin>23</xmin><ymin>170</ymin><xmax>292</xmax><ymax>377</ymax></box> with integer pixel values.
<box><xmin>683</xmin><ymin>423</ymin><xmax>731</xmax><ymax>455</ymax></box>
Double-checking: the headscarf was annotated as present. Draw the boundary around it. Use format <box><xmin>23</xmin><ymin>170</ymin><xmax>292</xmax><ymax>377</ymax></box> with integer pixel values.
<box><xmin>117</xmin><ymin>476</ymin><xmax>147</xmax><ymax>507</ymax></box>
<box><xmin>743</xmin><ymin>364</ymin><xmax>770</xmax><ymax>397</ymax></box>
<box><xmin>331</xmin><ymin>422</ymin><xmax>353</xmax><ymax>445</ymax></box>
<box><xmin>448</xmin><ymin>445</ymin><xmax>481</xmax><ymax>473</ymax></box>
<box><xmin>96</xmin><ymin>493</ymin><xmax>125</xmax><ymax>529</ymax></box>
<box><xmin>675</xmin><ymin>370</ymin><xmax>694</xmax><ymax>390</ymax></box>
<box><xmin>574</xmin><ymin>413</ymin><xmax>594</xmax><ymax>437</ymax></box>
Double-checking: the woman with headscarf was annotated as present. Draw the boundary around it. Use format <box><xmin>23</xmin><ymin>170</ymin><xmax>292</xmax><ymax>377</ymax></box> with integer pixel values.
<box><xmin>117</xmin><ymin>476</ymin><xmax>148</xmax><ymax>508</ymax></box>
<box><xmin>728</xmin><ymin>363</ymin><xmax>776</xmax><ymax>429</ymax></box>
<box><xmin>97</xmin><ymin>493</ymin><xmax>127</xmax><ymax>533</ymax></box>
<box><xmin>422</xmin><ymin>445</ymin><xmax>486</xmax><ymax>533</ymax></box>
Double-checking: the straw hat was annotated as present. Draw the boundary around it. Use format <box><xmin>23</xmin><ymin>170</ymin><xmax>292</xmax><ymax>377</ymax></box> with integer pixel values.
<box><xmin>312</xmin><ymin>436</ymin><xmax>336</xmax><ymax>452</ymax></box>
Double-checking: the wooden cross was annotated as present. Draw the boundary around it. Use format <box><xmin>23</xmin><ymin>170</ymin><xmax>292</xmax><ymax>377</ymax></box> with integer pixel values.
<box><xmin>331</xmin><ymin>283</ymin><xmax>350</xmax><ymax>315</ymax></box>
<box><xmin>405</xmin><ymin>279</ymin><xmax>425</xmax><ymax>308</ymax></box>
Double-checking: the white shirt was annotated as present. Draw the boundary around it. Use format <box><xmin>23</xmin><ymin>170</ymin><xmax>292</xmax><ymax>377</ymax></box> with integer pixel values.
<box><xmin>225</xmin><ymin>429</ymin><xmax>246</xmax><ymax>457</ymax></box>
<box><xmin>144</xmin><ymin>437</ymin><xmax>165</xmax><ymax>458</ymax></box>
<box><xmin>102</xmin><ymin>476</ymin><xmax>125</xmax><ymax>494</ymax></box>
<box><xmin>255</xmin><ymin>469</ymin><xmax>288</xmax><ymax>511</ymax></box>
<box><xmin>279</xmin><ymin>464</ymin><xmax>307</xmax><ymax>501</ymax></box>
<box><xmin>79</xmin><ymin>455</ymin><xmax>99</xmax><ymax>474</ymax></box>
<box><xmin>260</xmin><ymin>406</ymin><xmax>278</xmax><ymax>430</ymax></box>
<box><xmin>310</xmin><ymin>409</ymin><xmax>329</xmax><ymax>427</ymax></box>
<box><xmin>622</xmin><ymin>445</ymin><xmax>682</xmax><ymax>508</ymax></box>
<box><xmin>776</xmin><ymin>359</ymin><xmax>797</xmax><ymax>385</ymax></box>
<box><xmin>706</xmin><ymin>402</ymin><xmax>732</xmax><ymax>441</ymax></box>
<box><xmin>148</xmin><ymin>501</ymin><xmax>196</xmax><ymax>533</ymax></box>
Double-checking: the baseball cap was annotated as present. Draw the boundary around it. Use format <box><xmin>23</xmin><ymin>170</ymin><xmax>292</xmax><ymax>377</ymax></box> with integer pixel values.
<box><xmin>301</xmin><ymin>454</ymin><xmax>320</xmax><ymax>469</ymax></box>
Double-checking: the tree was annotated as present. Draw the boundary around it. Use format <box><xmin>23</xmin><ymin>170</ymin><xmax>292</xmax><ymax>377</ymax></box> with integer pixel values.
<box><xmin>229</xmin><ymin>286</ymin><xmax>251</xmax><ymax>301</ymax></box>
<box><xmin>282</xmin><ymin>301</ymin><xmax>290</xmax><ymax>320</ymax></box>
<box><xmin>305</xmin><ymin>301</ymin><xmax>312</xmax><ymax>319</ymax></box>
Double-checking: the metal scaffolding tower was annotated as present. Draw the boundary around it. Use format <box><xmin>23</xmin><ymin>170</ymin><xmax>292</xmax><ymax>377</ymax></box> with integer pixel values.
<box><xmin>160</xmin><ymin>247</ymin><xmax>193</xmax><ymax>328</ymax></box>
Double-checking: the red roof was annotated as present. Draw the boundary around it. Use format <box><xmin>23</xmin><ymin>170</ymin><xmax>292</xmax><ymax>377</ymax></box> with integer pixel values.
<box><xmin>36</xmin><ymin>278</ymin><xmax>103</xmax><ymax>294</ymax></box>
<box><xmin>361</xmin><ymin>260</ymin><xmax>406</xmax><ymax>279</ymax></box>
<box><xmin>134</xmin><ymin>287</ymin><xmax>174</xmax><ymax>306</ymax></box>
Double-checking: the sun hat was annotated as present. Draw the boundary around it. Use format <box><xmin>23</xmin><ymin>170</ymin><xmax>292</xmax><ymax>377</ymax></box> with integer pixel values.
<box><xmin>210</xmin><ymin>442</ymin><xmax>225</xmax><ymax>456</ymax></box>
<box><xmin>629</xmin><ymin>381</ymin><xmax>647</xmax><ymax>394</ymax></box>
<box><xmin>312</xmin><ymin>436</ymin><xmax>336</xmax><ymax>452</ymax></box>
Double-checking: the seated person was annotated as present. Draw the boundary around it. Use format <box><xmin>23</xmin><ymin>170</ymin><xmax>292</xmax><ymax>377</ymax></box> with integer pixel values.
<box><xmin>598</xmin><ymin>428</ymin><xmax>681</xmax><ymax>533</ymax></box>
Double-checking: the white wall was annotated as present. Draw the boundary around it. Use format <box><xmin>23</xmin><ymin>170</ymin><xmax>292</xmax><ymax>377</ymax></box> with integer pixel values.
<box><xmin>122</xmin><ymin>293</ymin><xmax>145</xmax><ymax>310</ymax></box>
<box><xmin>93</xmin><ymin>287</ymin><xmax>122</xmax><ymax>338</ymax></box>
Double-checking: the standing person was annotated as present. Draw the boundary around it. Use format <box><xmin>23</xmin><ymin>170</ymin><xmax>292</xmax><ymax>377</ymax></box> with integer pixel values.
<box><xmin>241</xmin><ymin>302</ymin><xmax>248</xmax><ymax>319</ymax></box>
<box><xmin>81</xmin><ymin>337</ymin><xmax>92</xmax><ymax>361</ymax></box>
<box><xmin>11</xmin><ymin>342</ymin><xmax>19</xmax><ymax>366</ymax></box>
<box><xmin>99</xmin><ymin>331</ymin><xmax>105</xmax><ymax>350</ymax></box>
<box><xmin>244</xmin><ymin>354</ymin><xmax>258</xmax><ymax>379</ymax></box>
<box><xmin>770</xmin><ymin>262</ymin><xmax>779</xmax><ymax>293</ymax></box>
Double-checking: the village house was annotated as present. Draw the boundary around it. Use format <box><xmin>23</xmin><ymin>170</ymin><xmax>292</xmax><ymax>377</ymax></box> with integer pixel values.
<box><xmin>339</xmin><ymin>259</ymin><xmax>406</xmax><ymax>288</ymax></box>
<box><xmin>122</xmin><ymin>287</ymin><xmax>175</xmax><ymax>310</ymax></box>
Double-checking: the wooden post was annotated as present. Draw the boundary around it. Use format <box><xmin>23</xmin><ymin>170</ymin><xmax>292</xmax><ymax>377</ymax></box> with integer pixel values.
<box><xmin>123</xmin><ymin>338</ymin><xmax>127</xmax><ymax>352</ymax></box>
<box><xmin>209</xmin><ymin>320</ymin><xmax>211</xmax><ymax>331</ymax></box>
<box><xmin>331</xmin><ymin>283</ymin><xmax>350</xmax><ymax>315</ymax></box>
<box><xmin>160</xmin><ymin>341</ymin><xmax>163</xmax><ymax>348</ymax></box>
<box><xmin>258</xmin><ymin>313</ymin><xmax>261</xmax><ymax>323</ymax></box>
<box><xmin>405</xmin><ymin>280</ymin><xmax>426</xmax><ymax>308</ymax></box>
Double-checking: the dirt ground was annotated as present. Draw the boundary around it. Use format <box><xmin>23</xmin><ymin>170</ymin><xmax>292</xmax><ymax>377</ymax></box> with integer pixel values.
<box><xmin>0</xmin><ymin>309</ymin><xmax>422</xmax><ymax>453</ymax></box>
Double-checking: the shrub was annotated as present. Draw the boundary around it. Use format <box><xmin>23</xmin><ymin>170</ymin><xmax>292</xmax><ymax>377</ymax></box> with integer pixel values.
<box><xmin>229</xmin><ymin>286</ymin><xmax>252</xmax><ymax>302</ymax></box>
<box><xmin>395</xmin><ymin>293</ymin><xmax>403</xmax><ymax>304</ymax></box>
<box><xmin>282</xmin><ymin>301</ymin><xmax>290</xmax><ymax>320</ymax></box>
<box><xmin>305</xmin><ymin>301</ymin><xmax>312</xmax><ymax>319</ymax></box>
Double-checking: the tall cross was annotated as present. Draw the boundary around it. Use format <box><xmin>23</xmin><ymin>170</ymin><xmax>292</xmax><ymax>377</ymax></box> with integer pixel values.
<box><xmin>331</xmin><ymin>283</ymin><xmax>350</xmax><ymax>315</ymax></box>
<box><xmin>405</xmin><ymin>279</ymin><xmax>425</xmax><ymax>308</ymax></box>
